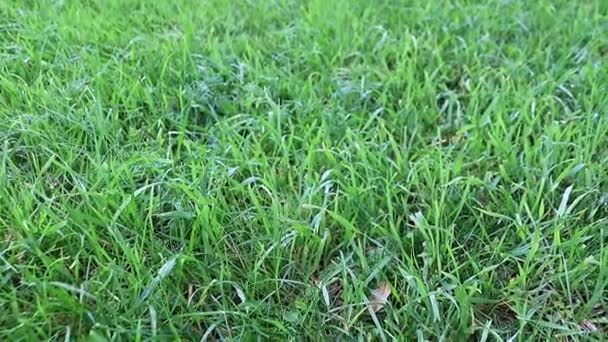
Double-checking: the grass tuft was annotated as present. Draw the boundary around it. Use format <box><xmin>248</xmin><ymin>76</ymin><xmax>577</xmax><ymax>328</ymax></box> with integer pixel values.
<box><xmin>1</xmin><ymin>0</ymin><xmax>607</xmax><ymax>339</ymax></box>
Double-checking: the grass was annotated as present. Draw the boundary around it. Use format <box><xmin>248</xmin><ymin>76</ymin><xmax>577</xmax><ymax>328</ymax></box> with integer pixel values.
<box><xmin>1</xmin><ymin>0</ymin><xmax>607</xmax><ymax>340</ymax></box>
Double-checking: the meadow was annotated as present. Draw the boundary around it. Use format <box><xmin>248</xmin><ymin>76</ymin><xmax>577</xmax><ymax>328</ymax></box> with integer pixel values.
<box><xmin>0</xmin><ymin>0</ymin><xmax>607</xmax><ymax>340</ymax></box>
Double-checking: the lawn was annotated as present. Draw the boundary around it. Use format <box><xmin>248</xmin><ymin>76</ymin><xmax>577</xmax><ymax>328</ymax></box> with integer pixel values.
<box><xmin>1</xmin><ymin>0</ymin><xmax>607</xmax><ymax>340</ymax></box>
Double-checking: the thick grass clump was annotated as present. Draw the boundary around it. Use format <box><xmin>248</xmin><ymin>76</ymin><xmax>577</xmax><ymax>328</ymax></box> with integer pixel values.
<box><xmin>1</xmin><ymin>0</ymin><xmax>607</xmax><ymax>340</ymax></box>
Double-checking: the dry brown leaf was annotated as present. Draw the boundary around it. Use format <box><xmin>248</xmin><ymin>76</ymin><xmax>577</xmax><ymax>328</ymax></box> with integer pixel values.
<box><xmin>186</xmin><ymin>284</ymin><xmax>195</xmax><ymax>306</ymax></box>
<box><xmin>370</xmin><ymin>282</ymin><xmax>391</xmax><ymax>312</ymax></box>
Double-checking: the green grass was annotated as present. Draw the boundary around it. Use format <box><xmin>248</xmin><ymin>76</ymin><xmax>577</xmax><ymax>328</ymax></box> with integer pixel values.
<box><xmin>1</xmin><ymin>0</ymin><xmax>607</xmax><ymax>340</ymax></box>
